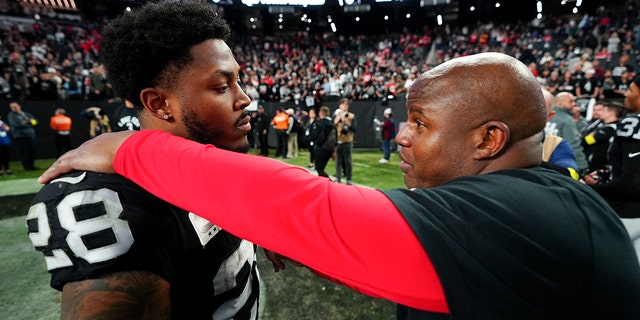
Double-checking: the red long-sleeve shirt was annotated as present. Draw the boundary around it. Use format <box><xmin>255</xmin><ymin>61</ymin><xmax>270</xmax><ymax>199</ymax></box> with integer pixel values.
<box><xmin>114</xmin><ymin>129</ymin><xmax>448</xmax><ymax>313</ymax></box>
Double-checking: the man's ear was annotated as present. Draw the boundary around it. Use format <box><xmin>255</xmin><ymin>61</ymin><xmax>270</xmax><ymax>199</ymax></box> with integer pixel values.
<box><xmin>140</xmin><ymin>88</ymin><xmax>170</xmax><ymax>120</ymax></box>
<box><xmin>474</xmin><ymin>121</ymin><xmax>509</xmax><ymax>160</ymax></box>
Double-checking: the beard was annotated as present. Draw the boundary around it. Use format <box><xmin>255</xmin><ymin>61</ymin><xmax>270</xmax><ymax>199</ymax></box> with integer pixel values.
<box><xmin>181</xmin><ymin>106</ymin><xmax>250</xmax><ymax>154</ymax></box>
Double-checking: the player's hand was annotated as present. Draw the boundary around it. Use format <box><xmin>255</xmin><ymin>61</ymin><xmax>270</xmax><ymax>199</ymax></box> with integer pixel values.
<box><xmin>262</xmin><ymin>248</ymin><xmax>304</xmax><ymax>272</ymax></box>
<box><xmin>38</xmin><ymin>131</ymin><xmax>135</xmax><ymax>184</ymax></box>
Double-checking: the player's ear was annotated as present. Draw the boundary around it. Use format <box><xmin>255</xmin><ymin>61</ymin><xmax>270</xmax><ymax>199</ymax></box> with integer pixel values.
<box><xmin>140</xmin><ymin>88</ymin><xmax>170</xmax><ymax>120</ymax></box>
<box><xmin>474</xmin><ymin>121</ymin><xmax>509</xmax><ymax>160</ymax></box>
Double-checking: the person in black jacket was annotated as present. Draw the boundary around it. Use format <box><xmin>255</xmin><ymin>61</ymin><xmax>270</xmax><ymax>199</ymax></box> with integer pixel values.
<box><xmin>7</xmin><ymin>101</ymin><xmax>38</xmax><ymax>170</ymax></box>
<box><xmin>251</xmin><ymin>105</ymin><xmax>270</xmax><ymax>156</ymax></box>
<box><xmin>309</xmin><ymin>105</ymin><xmax>335</xmax><ymax>178</ymax></box>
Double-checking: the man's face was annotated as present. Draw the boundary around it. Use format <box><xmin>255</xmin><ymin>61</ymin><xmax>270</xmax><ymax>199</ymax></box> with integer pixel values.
<box><xmin>9</xmin><ymin>103</ymin><xmax>20</xmax><ymax>112</ymax></box>
<box><xmin>339</xmin><ymin>102</ymin><xmax>349</xmax><ymax>113</ymax></box>
<box><xmin>398</xmin><ymin>79</ymin><xmax>475</xmax><ymax>189</ymax></box>
<box><xmin>592</xmin><ymin>104</ymin><xmax>603</xmax><ymax>119</ymax></box>
<box><xmin>165</xmin><ymin>39</ymin><xmax>252</xmax><ymax>153</ymax></box>
<box><xmin>624</xmin><ymin>83</ymin><xmax>640</xmax><ymax>113</ymax></box>
<box><xmin>600</xmin><ymin>106</ymin><xmax>618</xmax><ymax>122</ymax></box>
<box><xmin>558</xmin><ymin>95</ymin><xmax>576</xmax><ymax>110</ymax></box>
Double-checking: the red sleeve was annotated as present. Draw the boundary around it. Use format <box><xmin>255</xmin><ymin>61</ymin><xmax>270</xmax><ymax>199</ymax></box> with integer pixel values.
<box><xmin>114</xmin><ymin>130</ymin><xmax>448</xmax><ymax>313</ymax></box>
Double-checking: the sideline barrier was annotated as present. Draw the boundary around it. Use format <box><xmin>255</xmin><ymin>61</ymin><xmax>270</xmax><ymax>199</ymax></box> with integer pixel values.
<box><xmin>0</xmin><ymin>98</ymin><xmax>408</xmax><ymax>160</ymax></box>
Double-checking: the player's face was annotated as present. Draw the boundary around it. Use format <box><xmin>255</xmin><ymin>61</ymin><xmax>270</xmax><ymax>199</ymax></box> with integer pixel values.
<box><xmin>168</xmin><ymin>39</ymin><xmax>252</xmax><ymax>152</ymax></box>
<box><xmin>398</xmin><ymin>79</ymin><xmax>476</xmax><ymax>189</ymax></box>
<box><xmin>624</xmin><ymin>83</ymin><xmax>640</xmax><ymax>113</ymax></box>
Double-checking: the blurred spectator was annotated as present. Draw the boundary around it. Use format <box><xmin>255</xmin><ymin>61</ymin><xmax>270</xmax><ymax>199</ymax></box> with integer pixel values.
<box><xmin>109</xmin><ymin>98</ymin><xmax>140</xmax><ymax>132</ymax></box>
<box><xmin>547</xmin><ymin>92</ymin><xmax>589</xmax><ymax>172</ymax></box>
<box><xmin>581</xmin><ymin>100</ymin><xmax>626</xmax><ymax>172</ymax></box>
<box><xmin>285</xmin><ymin>108</ymin><xmax>300</xmax><ymax>158</ymax></box>
<box><xmin>251</xmin><ymin>105</ymin><xmax>270</xmax><ymax>156</ymax></box>
<box><xmin>611</xmin><ymin>69</ymin><xmax>633</xmax><ymax>99</ymax></box>
<box><xmin>612</xmin><ymin>53</ymin><xmax>634</xmax><ymax>80</ymax></box>
<box><xmin>0</xmin><ymin>115</ymin><xmax>13</xmax><ymax>176</ymax></box>
<box><xmin>81</xmin><ymin>106</ymin><xmax>111</xmax><ymax>138</ymax></box>
<box><xmin>576</xmin><ymin>68</ymin><xmax>601</xmax><ymax>100</ymax></box>
<box><xmin>7</xmin><ymin>101</ymin><xmax>38</xmax><ymax>170</ymax></box>
<box><xmin>87</xmin><ymin>63</ymin><xmax>110</xmax><ymax>101</ymax></box>
<box><xmin>271</xmin><ymin>107</ymin><xmax>289</xmax><ymax>157</ymax></box>
<box><xmin>49</xmin><ymin>107</ymin><xmax>72</xmax><ymax>157</ymax></box>
<box><xmin>378</xmin><ymin>107</ymin><xmax>396</xmax><ymax>164</ymax></box>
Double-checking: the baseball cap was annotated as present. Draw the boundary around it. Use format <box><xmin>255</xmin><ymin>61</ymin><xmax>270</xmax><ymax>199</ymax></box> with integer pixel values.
<box><xmin>285</xmin><ymin>108</ymin><xmax>294</xmax><ymax>115</ymax></box>
<box><xmin>384</xmin><ymin>108</ymin><xmax>392</xmax><ymax>115</ymax></box>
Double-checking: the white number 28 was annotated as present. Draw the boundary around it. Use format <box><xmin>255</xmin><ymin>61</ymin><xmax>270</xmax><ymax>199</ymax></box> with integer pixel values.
<box><xmin>27</xmin><ymin>188</ymin><xmax>134</xmax><ymax>271</ymax></box>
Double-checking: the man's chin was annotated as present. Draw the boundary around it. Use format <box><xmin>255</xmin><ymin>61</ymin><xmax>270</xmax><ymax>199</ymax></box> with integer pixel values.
<box><xmin>235</xmin><ymin>143</ymin><xmax>251</xmax><ymax>154</ymax></box>
<box><xmin>219</xmin><ymin>141</ymin><xmax>250</xmax><ymax>154</ymax></box>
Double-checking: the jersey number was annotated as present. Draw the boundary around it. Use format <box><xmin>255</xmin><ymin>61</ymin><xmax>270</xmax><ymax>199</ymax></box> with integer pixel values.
<box><xmin>617</xmin><ymin>117</ymin><xmax>640</xmax><ymax>139</ymax></box>
<box><xmin>27</xmin><ymin>188</ymin><xmax>134</xmax><ymax>271</ymax></box>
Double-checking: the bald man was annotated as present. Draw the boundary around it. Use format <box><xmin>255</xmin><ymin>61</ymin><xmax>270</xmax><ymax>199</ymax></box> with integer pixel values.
<box><xmin>541</xmin><ymin>87</ymin><xmax>580</xmax><ymax>172</ymax></box>
<box><xmin>546</xmin><ymin>92</ymin><xmax>589</xmax><ymax>172</ymax></box>
<box><xmin>39</xmin><ymin>52</ymin><xmax>640</xmax><ymax>319</ymax></box>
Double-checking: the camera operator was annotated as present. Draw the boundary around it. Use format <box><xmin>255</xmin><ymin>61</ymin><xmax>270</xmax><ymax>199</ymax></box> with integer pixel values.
<box><xmin>81</xmin><ymin>106</ymin><xmax>112</xmax><ymax>138</ymax></box>
<box><xmin>333</xmin><ymin>98</ymin><xmax>356</xmax><ymax>185</ymax></box>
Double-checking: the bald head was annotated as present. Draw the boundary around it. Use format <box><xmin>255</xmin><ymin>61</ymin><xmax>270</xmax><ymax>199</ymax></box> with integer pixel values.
<box><xmin>553</xmin><ymin>92</ymin><xmax>576</xmax><ymax>111</ymax></box>
<box><xmin>400</xmin><ymin>53</ymin><xmax>545</xmax><ymax>188</ymax></box>
<box><xmin>541</xmin><ymin>87</ymin><xmax>556</xmax><ymax>121</ymax></box>
<box><xmin>409</xmin><ymin>52</ymin><xmax>547</xmax><ymax>142</ymax></box>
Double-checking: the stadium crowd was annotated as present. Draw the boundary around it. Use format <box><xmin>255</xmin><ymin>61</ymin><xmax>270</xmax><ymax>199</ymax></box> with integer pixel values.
<box><xmin>1</xmin><ymin>1</ymin><xmax>639</xmax><ymax>108</ymax></box>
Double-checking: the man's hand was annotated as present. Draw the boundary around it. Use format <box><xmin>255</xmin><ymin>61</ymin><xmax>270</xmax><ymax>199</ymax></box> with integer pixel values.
<box><xmin>262</xmin><ymin>248</ymin><xmax>304</xmax><ymax>272</ymax></box>
<box><xmin>38</xmin><ymin>131</ymin><xmax>135</xmax><ymax>184</ymax></box>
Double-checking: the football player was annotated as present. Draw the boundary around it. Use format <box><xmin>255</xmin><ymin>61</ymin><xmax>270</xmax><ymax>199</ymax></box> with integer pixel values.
<box><xmin>27</xmin><ymin>1</ymin><xmax>279</xmax><ymax>319</ymax></box>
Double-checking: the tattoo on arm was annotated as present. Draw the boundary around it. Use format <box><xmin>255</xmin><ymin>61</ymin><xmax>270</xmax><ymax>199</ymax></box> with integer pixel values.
<box><xmin>61</xmin><ymin>270</ymin><xmax>171</xmax><ymax>320</ymax></box>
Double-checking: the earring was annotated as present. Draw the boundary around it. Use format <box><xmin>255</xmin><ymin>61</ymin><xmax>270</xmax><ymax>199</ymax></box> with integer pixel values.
<box><xmin>163</xmin><ymin>114</ymin><xmax>169</xmax><ymax>120</ymax></box>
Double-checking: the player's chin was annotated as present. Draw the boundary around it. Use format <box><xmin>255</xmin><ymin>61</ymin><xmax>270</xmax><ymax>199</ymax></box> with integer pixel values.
<box><xmin>233</xmin><ymin>138</ymin><xmax>251</xmax><ymax>154</ymax></box>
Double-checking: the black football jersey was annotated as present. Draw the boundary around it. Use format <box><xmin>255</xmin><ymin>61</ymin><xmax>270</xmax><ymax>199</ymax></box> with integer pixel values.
<box><xmin>611</xmin><ymin>112</ymin><xmax>640</xmax><ymax>178</ymax></box>
<box><xmin>112</xmin><ymin>105</ymin><xmax>140</xmax><ymax>132</ymax></box>
<box><xmin>27</xmin><ymin>171</ymin><xmax>259</xmax><ymax>319</ymax></box>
